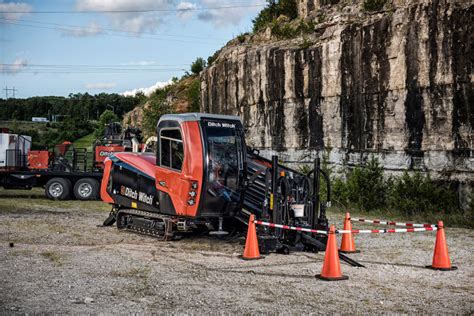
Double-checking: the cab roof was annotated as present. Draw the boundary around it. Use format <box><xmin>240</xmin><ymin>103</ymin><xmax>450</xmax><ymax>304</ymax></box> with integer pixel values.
<box><xmin>158</xmin><ymin>113</ymin><xmax>242</xmax><ymax>124</ymax></box>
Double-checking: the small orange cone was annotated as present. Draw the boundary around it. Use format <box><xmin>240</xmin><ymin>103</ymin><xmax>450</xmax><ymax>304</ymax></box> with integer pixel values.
<box><xmin>426</xmin><ymin>221</ymin><xmax>457</xmax><ymax>271</ymax></box>
<box><xmin>316</xmin><ymin>225</ymin><xmax>348</xmax><ymax>281</ymax></box>
<box><xmin>339</xmin><ymin>212</ymin><xmax>359</xmax><ymax>253</ymax></box>
<box><xmin>240</xmin><ymin>214</ymin><xmax>262</xmax><ymax>260</ymax></box>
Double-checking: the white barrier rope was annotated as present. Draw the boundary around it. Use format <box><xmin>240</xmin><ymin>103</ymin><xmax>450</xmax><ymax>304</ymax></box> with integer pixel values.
<box><xmin>337</xmin><ymin>227</ymin><xmax>438</xmax><ymax>234</ymax></box>
<box><xmin>351</xmin><ymin>217</ymin><xmax>437</xmax><ymax>228</ymax></box>
<box><xmin>253</xmin><ymin>220</ymin><xmax>438</xmax><ymax>234</ymax></box>
<box><xmin>254</xmin><ymin>220</ymin><xmax>328</xmax><ymax>234</ymax></box>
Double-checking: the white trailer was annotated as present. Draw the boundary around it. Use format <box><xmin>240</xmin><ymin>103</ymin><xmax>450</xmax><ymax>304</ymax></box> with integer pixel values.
<box><xmin>0</xmin><ymin>133</ymin><xmax>32</xmax><ymax>168</ymax></box>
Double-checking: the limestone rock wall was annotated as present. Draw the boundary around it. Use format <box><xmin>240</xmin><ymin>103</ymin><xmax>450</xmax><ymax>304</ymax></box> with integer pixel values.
<box><xmin>201</xmin><ymin>0</ymin><xmax>473</xmax><ymax>183</ymax></box>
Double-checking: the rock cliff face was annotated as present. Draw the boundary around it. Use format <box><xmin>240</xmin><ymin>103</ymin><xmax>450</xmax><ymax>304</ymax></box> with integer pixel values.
<box><xmin>201</xmin><ymin>0</ymin><xmax>473</xmax><ymax>184</ymax></box>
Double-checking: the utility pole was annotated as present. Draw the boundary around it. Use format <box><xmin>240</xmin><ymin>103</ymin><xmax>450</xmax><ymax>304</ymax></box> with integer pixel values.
<box><xmin>3</xmin><ymin>86</ymin><xmax>18</xmax><ymax>99</ymax></box>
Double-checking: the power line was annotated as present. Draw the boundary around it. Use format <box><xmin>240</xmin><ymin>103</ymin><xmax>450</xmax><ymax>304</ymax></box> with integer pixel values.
<box><xmin>0</xmin><ymin>17</ymin><xmax>228</xmax><ymax>40</ymax></box>
<box><xmin>0</xmin><ymin>20</ymin><xmax>221</xmax><ymax>44</ymax></box>
<box><xmin>7</xmin><ymin>71</ymin><xmax>183</xmax><ymax>74</ymax></box>
<box><xmin>0</xmin><ymin>3</ymin><xmax>266</xmax><ymax>14</ymax></box>
<box><xmin>0</xmin><ymin>63</ymin><xmax>190</xmax><ymax>68</ymax></box>
<box><xmin>2</xmin><ymin>69</ymin><xmax>186</xmax><ymax>74</ymax></box>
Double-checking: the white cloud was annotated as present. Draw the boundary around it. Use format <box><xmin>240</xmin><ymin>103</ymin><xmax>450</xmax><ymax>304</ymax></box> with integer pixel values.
<box><xmin>196</xmin><ymin>0</ymin><xmax>261</xmax><ymax>27</ymax></box>
<box><xmin>85</xmin><ymin>82</ymin><xmax>117</xmax><ymax>89</ymax></box>
<box><xmin>0</xmin><ymin>1</ymin><xmax>32</xmax><ymax>21</ymax></box>
<box><xmin>57</xmin><ymin>21</ymin><xmax>103</xmax><ymax>37</ymax></box>
<box><xmin>75</xmin><ymin>0</ymin><xmax>175</xmax><ymax>33</ymax></box>
<box><xmin>121</xmin><ymin>61</ymin><xmax>159</xmax><ymax>66</ymax></box>
<box><xmin>177</xmin><ymin>1</ymin><xmax>197</xmax><ymax>20</ymax></box>
<box><xmin>0</xmin><ymin>58</ymin><xmax>28</xmax><ymax>75</ymax></box>
<box><xmin>122</xmin><ymin>80</ymin><xmax>173</xmax><ymax>96</ymax></box>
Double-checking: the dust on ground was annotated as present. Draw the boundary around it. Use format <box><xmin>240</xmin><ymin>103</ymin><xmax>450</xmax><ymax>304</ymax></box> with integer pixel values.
<box><xmin>0</xmin><ymin>189</ymin><xmax>473</xmax><ymax>314</ymax></box>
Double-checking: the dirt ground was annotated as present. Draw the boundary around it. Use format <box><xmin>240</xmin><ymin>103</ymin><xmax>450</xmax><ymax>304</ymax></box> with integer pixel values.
<box><xmin>0</xmin><ymin>189</ymin><xmax>473</xmax><ymax>314</ymax></box>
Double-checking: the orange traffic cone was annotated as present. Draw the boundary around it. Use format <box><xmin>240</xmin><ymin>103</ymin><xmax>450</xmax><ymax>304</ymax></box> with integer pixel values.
<box><xmin>339</xmin><ymin>212</ymin><xmax>359</xmax><ymax>253</ymax></box>
<box><xmin>316</xmin><ymin>225</ymin><xmax>349</xmax><ymax>281</ymax></box>
<box><xmin>240</xmin><ymin>214</ymin><xmax>262</xmax><ymax>260</ymax></box>
<box><xmin>426</xmin><ymin>221</ymin><xmax>457</xmax><ymax>271</ymax></box>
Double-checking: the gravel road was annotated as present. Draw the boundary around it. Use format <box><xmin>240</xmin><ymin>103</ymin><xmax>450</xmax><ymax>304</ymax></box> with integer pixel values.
<box><xmin>0</xmin><ymin>192</ymin><xmax>472</xmax><ymax>314</ymax></box>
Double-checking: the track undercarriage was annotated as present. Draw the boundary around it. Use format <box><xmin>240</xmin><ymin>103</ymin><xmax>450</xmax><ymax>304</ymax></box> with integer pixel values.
<box><xmin>115</xmin><ymin>209</ymin><xmax>175</xmax><ymax>241</ymax></box>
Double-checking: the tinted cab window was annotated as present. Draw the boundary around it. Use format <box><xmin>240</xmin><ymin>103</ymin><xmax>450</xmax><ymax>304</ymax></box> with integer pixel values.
<box><xmin>159</xmin><ymin>129</ymin><xmax>184</xmax><ymax>171</ymax></box>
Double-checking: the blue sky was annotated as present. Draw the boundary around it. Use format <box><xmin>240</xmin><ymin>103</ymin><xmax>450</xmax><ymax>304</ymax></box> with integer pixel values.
<box><xmin>0</xmin><ymin>0</ymin><xmax>263</xmax><ymax>98</ymax></box>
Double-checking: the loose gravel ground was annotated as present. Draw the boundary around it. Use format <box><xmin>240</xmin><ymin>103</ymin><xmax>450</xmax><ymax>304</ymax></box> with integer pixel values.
<box><xmin>0</xmin><ymin>190</ymin><xmax>473</xmax><ymax>314</ymax></box>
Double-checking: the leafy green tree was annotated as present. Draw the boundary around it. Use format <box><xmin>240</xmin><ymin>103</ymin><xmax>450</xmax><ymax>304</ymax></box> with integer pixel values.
<box><xmin>187</xmin><ymin>78</ymin><xmax>201</xmax><ymax>112</ymax></box>
<box><xmin>143</xmin><ymin>89</ymin><xmax>174</xmax><ymax>135</ymax></box>
<box><xmin>190</xmin><ymin>57</ymin><xmax>207</xmax><ymax>75</ymax></box>
<box><xmin>252</xmin><ymin>0</ymin><xmax>298</xmax><ymax>32</ymax></box>
<box><xmin>94</xmin><ymin>109</ymin><xmax>119</xmax><ymax>139</ymax></box>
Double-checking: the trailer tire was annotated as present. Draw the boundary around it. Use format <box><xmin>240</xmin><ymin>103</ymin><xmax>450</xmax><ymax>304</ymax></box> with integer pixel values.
<box><xmin>45</xmin><ymin>177</ymin><xmax>72</xmax><ymax>200</ymax></box>
<box><xmin>73</xmin><ymin>178</ymin><xmax>99</xmax><ymax>200</ymax></box>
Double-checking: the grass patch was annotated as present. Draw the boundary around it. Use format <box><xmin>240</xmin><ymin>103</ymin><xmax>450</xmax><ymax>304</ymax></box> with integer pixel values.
<box><xmin>47</xmin><ymin>224</ymin><xmax>66</xmax><ymax>234</ymax></box>
<box><xmin>41</xmin><ymin>251</ymin><xmax>63</xmax><ymax>265</ymax></box>
<box><xmin>9</xmin><ymin>249</ymin><xmax>33</xmax><ymax>257</ymax></box>
<box><xmin>0</xmin><ymin>188</ymin><xmax>110</xmax><ymax>214</ymax></box>
<box><xmin>110</xmin><ymin>267</ymin><xmax>151</xmax><ymax>279</ymax></box>
<box><xmin>73</xmin><ymin>133</ymin><xmax>95</xmax><ymax>150</ymax></box>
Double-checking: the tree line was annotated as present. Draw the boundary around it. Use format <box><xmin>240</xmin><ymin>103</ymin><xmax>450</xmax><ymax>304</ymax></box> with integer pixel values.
<box><xmin>0</xmin><ymin>92</ymin><xmax>145</xmax><ymax>122</ymax></box>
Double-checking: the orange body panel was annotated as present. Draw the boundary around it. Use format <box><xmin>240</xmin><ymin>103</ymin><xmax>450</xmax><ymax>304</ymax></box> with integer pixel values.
<box><xmin>100</xmin><ymin>158</ymin><xmax>114</xmax><ymax>203</ymax></box>
<box><xmin>28</xmin><ymin>150</ymin><xmax>51</xmax><ymax>169</ymax></box>
<box><xmin>113</xmin><ymin>153</ymin><xmax>156</xmax><ymax>178</ymax></box>
<box><xmin>95</xmin><ymin>145</ymin><xmax>125</xmax><ymax>168</ymax></box>
<box><xmin>155</xmin><ymin>121</ymin><xmax>204</xmax><ymax>217</ymax></box>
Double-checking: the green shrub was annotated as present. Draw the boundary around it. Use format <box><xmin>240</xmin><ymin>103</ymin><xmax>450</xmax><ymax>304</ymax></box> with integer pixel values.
<box><xmin>143</xmin><ymin>88</ymin><xmax>174</xmax><ymax>135</ymax></box>
<box><xmin>270</xmin><ymin>18</ymin><xmax>315</xmax><ymax>39</ymax></box>
<box><xmin>299</xmin><ymin>37</ymin><xmax>313</xmax><ymax>49</ymax></box>
<box><xmin>190</xmin><ymin>57</ymin><xmax>207</xmax><ymax>75</ymax></box>
<box><xmin>207</xmin><ymin>49</ymin><xmax>221</xmax><ymax>67</ymax></box>
<box><xmin>94</xmin><ymin>110</ymin><xmax>119</xmax><ymax>139</ymax></box>
<box><xmin>187</xmin><ymin>78</ymin><xmax>201</xmax><ymax>112</ymax></box>
<box><xmin>363</xmin><ymin>0</ymin><xmax>386</xmax><ymax>12</ymax></box>
<box><xmin>388</xmin><ymin>172</ymin><xmax>458</xmax><ymax>215</ymax></box>
<box><xmin>252</xmin><ymin>0</ymin><xmax>298</xmax><ymax>33</ymax></box>
<box><xmin>236</xmin><ymin>33</ymin><xmax>248</xmax><ymax>43</ymax></box>
<box><xmin>271</xmin><ymin>21</ymin><xmax>298</xmax><ymax>39</ymax></box>
<box><xmin>335</xmin><ymin>157</ymin><xmax>386</xmax><ymax>211</ymax></box>
<box><xmin>297</xmin><ymin>20</ymin><xmax>315</xmax><ymax>34</ymax></box>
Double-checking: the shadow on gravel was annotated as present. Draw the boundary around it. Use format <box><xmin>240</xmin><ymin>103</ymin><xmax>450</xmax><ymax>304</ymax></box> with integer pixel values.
<box><xmin>359</xmin><ymin>260</ymin><xmax>426</xmax><ymax>269</ymax></box>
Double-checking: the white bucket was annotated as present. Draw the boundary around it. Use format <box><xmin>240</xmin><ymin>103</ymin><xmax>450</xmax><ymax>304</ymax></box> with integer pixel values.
<box><xmin>292</xmin><ymin>204</ymin><xmax>305</xmax><ymax>218</ymax></box>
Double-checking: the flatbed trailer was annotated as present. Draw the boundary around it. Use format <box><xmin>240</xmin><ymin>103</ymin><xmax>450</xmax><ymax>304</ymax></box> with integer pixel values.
<box><xmin>0</xmin><ymin>169</ymin><xmax>103</xmax><ymax>200</ymax></box>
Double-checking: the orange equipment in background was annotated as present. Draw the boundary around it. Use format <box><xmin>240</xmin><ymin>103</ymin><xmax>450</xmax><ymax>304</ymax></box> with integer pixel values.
<box><xmin>27</xmin><ymin>150</ymin><xmax>52</xmax><ymax>170</ymax></box>
<box><xmin>94</xmin><ymin>145</ymin><xmax>125</xmax><ymax>169</ymax></box>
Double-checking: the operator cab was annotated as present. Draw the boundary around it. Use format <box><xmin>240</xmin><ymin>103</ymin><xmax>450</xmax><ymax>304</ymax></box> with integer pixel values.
<box><xmin>156</xmin><ymin>113</ymin><xmax>246</xmax><ymax>218</ymax></box>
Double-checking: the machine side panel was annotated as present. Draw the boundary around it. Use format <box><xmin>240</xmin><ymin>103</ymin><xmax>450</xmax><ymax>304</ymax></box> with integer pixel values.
<box><xmin>100</xmin><ymin>158</ymin><xmax>114</xmax><ymax>203</ymax></box>
<box><xmin>154</xmin><ymin>121</ymin><xmax>204</xmax><ymax>217</ymax></box>
<box><xmin>109</xmin><ymin>162</ymin><xmax>164</xmax><ymax>213</ymax></box>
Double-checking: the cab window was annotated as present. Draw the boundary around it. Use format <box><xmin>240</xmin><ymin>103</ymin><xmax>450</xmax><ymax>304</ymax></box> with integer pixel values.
<box><xmin>159</xmin><ymin>129</ymin><xmax>184</xmax><ymax>171</ymax></box>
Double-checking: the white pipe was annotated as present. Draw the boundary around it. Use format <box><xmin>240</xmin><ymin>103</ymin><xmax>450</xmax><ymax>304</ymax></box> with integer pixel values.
<box><xmin>132</xmin><ymin>137</ymin><xmax>140</xmax><ymax>152</ymax></box>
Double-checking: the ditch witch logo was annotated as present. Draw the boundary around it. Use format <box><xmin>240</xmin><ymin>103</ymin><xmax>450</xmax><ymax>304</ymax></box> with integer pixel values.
<box><xmin>99</xmin><ymin>151</ymin><xmax>115</xmax><ymax>157</ymax></box>
<box><xmin>120</xmin><ymin>185</ymin><xmax>154</xmax><ymax>205</ymax></box>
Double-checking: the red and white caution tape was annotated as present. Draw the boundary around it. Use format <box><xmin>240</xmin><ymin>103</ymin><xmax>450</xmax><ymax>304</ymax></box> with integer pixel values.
<box><xmin>351</xmin><ymin>217</ymin><xmax>437</xmax><ymax>228</ymax></box>
<box><xmin>254</xmin><ymin>220</ymin><xmax>438</xmax><ymax>234</ymax></box>
<box><xmin>337</xmin><ymin>227</ymin><xmax>438</xmax><ymax>234</ymax></box>
<box><xmin>254</xmin><ymin>220</ymin><xmax>328</xmax><ymax>235</ymax></box>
